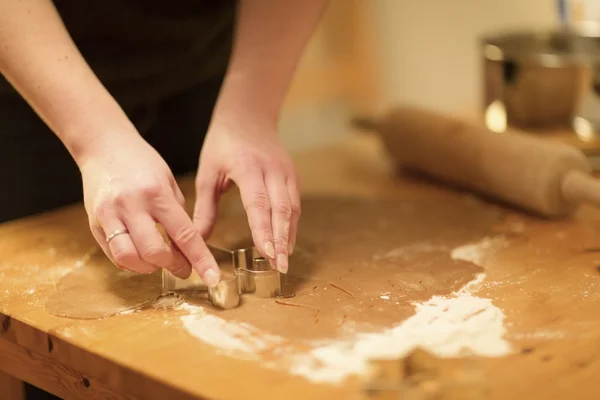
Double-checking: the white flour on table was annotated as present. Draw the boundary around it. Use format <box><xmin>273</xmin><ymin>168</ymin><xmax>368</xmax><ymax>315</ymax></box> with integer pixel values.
<box><xmin>181</xmin><ymin>236</ymin><xmax>511</xmax><ymax>384</ymax></box>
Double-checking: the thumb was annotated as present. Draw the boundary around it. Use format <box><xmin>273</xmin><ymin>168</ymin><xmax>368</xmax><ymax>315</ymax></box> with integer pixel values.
<box><xmin>193</xmin><ymin>171</ymin><xmax>220</xmax><ymax>239</ymax></box>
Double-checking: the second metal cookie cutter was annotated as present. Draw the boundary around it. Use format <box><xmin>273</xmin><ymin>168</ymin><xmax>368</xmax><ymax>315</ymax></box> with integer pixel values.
<box><xmin>161</xmin><ymin>245</ymin><xmax>282</xmax><ymax>309</ymax></box>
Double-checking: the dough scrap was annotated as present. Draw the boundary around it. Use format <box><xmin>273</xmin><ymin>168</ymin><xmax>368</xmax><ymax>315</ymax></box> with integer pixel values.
<box><xmin>45</xmin><ymin>255</ymin><xmax>162</xmax><ymax>320</ymax></box>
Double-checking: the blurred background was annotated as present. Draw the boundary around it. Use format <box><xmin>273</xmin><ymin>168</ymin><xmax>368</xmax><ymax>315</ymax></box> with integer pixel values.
<box><xmin>279</xmin><ymin>0</ymin><xmax>560</xmax><ymax>151</ymax></box>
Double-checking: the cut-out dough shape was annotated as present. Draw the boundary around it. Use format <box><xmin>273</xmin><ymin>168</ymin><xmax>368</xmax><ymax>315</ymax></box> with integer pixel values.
<box><xmin>45</xmin><ymin>254</ymin><xmax>162</xmax><ymax>319</ymax></box>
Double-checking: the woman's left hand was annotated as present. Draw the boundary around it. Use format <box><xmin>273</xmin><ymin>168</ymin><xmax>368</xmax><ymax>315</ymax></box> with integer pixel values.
<box><xmin>192</xmin><ymin>120</ymin><xmax>300</xmax><ymax>274</ymax></box>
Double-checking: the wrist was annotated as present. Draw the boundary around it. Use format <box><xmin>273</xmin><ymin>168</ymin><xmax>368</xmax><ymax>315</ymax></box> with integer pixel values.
<box><xmin>66</xmin><ymin>129</ymin><xmax>133</xmax><ymax>169</ymax></box>
<box><xmin>59</xmin><ymin>104</ymin><xmax>140</xmax><ymax>168</ymax></box>
<box><xmin>211</xmin><ymin>71</ymin><xmax>284</xmax><ymax>130</ymax></box>
<box><xmin>210</xmin><ymin>102</ymin><xmax>280</xmax><ymax>139</ymax></box>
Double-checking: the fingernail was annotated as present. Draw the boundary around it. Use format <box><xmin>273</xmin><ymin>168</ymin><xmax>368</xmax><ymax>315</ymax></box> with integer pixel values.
<box><xmin>264</xmin><ymin>241</ymin><xmax>275</xmax><ymax>259</ymax></box>
<box><xmin>202</xmin><ymin>269</ymin><xmax>221</xmax><ymax>288</ymax></box>
<box><xmin>277</xmin><ymin>254</ymin><xmax>288</xmax><ymax>274</ymax></box>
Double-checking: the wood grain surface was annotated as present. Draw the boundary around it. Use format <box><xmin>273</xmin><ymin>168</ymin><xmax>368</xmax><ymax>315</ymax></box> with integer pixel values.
<box><xmin>1</xmin><ymin>134</ymin><xmax>600</xmax><ymax>399</ymax></box>
<box><xmin>0</xmin><ymin>370</ymin><xmax>24</xmax><ymax>400</ymax></box>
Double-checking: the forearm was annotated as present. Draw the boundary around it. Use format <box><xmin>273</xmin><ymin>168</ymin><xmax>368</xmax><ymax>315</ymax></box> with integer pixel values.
<box><xmin>0</xmin><ymin>0</ymin><xmax>136</xmax><ymax>165</ymax></box>
<box><xmin>212</xmin><ymin>0</ymin><xmax>328</xmax><ymax>130</ymax></box>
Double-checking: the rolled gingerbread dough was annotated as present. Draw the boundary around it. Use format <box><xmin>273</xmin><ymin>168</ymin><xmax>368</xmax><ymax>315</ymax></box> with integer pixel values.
<box><xmin>45</xmin><ymin>254</ymin><xmax>162</xmax><ymax>320</ymax></box>
<box><xmin>45</xmin><ymin>195</ymin><xmax>502</xmax><ymax>323</ymax></box>
<box><xmin>208</xmin><ymin>195</ymin><xmax>503</xmax><ymax>340</ymax></box>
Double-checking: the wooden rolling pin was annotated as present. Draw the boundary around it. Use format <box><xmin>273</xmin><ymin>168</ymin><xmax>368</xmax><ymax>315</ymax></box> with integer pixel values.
<box><xmin>354</xmin><ymin>106</ymin><xmax>600</xmax><ymax>218</ymax></box>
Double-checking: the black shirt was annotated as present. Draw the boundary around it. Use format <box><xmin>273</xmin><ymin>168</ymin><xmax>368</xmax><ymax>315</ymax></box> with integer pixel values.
<box><xmin>0</xmin><ymin>0</ymin><xmax>236</xmax><ymax>106</ymax></box>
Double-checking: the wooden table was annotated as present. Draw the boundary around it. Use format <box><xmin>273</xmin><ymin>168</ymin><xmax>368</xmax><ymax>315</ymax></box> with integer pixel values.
<box><xmin>2</xmin><ymin>134</ymin><xmax>600</xmax><ymax>400</ymax></box>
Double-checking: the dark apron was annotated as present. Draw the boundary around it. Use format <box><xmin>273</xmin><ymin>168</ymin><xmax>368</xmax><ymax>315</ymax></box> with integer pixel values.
<box><xmin>0</xmin><ymin>0</ymin><xmax>236</xmax><ymax>223</ymax></box>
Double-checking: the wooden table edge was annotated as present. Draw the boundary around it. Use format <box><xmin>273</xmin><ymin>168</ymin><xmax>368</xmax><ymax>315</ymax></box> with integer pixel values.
<box><xmin>0</xmin><ymin>312</ymin><xmax>205</xmax><ymax>400</ymax></box>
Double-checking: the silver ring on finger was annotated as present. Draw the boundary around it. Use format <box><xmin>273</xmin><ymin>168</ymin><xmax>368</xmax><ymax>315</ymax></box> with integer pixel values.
<box><xmin>106</xmin><ymin>229</ymin><xmax>129</xmax><ymax>244</ymax></box>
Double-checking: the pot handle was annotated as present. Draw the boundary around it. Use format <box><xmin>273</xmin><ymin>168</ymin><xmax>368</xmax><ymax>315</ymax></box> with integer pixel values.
<box><xmin>592</xmin><ymin>63</ymin><xmax>600</xmax><ymax>96</ymax></box>
<box><xmin>502</xmin><ymin>59</ymin><xmax>519</xmax><ymax>86</ymax></box>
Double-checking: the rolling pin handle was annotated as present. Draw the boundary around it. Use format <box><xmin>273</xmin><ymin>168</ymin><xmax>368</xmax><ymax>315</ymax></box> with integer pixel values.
<box><xmin>561</xmin><ymin>170</ymin><xmax>600</xmax><ymax>208</ymax></box>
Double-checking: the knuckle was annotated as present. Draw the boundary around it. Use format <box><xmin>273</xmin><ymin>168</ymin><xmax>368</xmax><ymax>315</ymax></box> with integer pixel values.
<box><xmin>274</xmin><ymin>235</ymin><xmax>288</xmax><ymax>247</ymax></box>
<box><xmin>93</xmin><ymin>200</ymin><xmax>112</xmax><ymax>221</ymax></box>
<box><xmin>112</xmin><ymin>191</ymin><xmax>131</xmax><ymax>209</ymax></box>
<box><xmin>139</xmin><ymin>181</ymin><xmax>164</xmax><ymax>199</ymax></box>
<box><xmin>173</xmin><ymin>225</ymin><xmax>200</xmax><ymax>247</ymax></box>
<box><xmin>112</xmin><ymin>248</ymin><xmax>138</xmax><ymax>266</ymax></box>
<box><xmin>273</xmin><ymin>201</ymin><xmax>292</xmax><ymax>218</ymax></box>
<box><xmin>189</xmin><ymin>253</ymin><xmax>213</xmax><ymax>273</ymax></box>
<box><xmin>245</xmin><ymin>192</ymin><xmax>271</xmax><ymax>213</ymax></box>
<box><xmin>113</xmin><ymin>181</ymin><xmax>164</xmax><ymax>207</ymax></box>
<box><xmin>140</xmin><ymin>245</ymin><xmax>168</xmax><ymax>264</ymax></box>
<box><xmin>237</xmin><ymin>150</ymin><xmax>263</xmax><ymax>169</ymax></box>
<box><xmin>291</xmin><ymin>201</ymin><xmax>301</xmax><ymax>216</ymax></box>
<box><xmin>265</xmin><ymin>161</ymin><xmax>286</xmax><ymax>174</ymax></box>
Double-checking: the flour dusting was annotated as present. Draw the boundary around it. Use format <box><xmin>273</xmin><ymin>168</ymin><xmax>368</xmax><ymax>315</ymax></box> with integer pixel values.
<box><xmin>0</xmin><ymin>252</ymin><xmax>88</xmax><ymax>302</ymax></box>
<box><xmin>181</xmin><ymin>236</ymin><xmax>511</xmax><ymax>384</ymax></box>
<box><xmin>182</xmin><ymin>314</ymin><xmax>283</xmax><ymax>354</ymax></box>
<box><xmin>451</xmin><ymin>236</ymin><xmax>507</xmax><ymax>267</ymax></box>
<box><xmin>284</xmin><ymin>271</ymin><xmax>508</xmax><ymax>383</ymax></box>
<box><xmin>510</xmin><ymin>330</ymin><xmax>565</xmax><ymax>340</ymax></box>
<box><xmin>174</xmin><ymin>302</ymin><xmax>205</xmax><ymax>313</ymax></box>
<box><xmin>373</xmin><ymin>242</ymin><xmax>448</xmax><ymax>261</ymax></box>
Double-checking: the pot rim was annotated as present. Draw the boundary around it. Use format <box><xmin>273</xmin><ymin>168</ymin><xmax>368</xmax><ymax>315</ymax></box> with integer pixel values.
<box><xmin>482</xmin><ymin>28</ymin><xmax>600</xmax><ymax>67</ymax></box>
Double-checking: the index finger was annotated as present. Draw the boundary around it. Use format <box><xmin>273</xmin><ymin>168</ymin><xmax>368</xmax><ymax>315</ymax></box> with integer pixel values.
<box><xmin>152</xmin><ymin>195</ymin><xmax>220</xmax><ymax>287</ymax></box>
<box><xmin>235</xmin><ymin>169</ymin><xmax>276</xmax><ymax>264</ymax></box>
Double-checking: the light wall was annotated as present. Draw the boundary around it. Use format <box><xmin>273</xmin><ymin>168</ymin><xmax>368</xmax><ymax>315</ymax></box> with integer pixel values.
<box><xmin>280</xmin><ymin>1</ymin><xmax>379</xmax><ymax>152</ymax></box>
<box><xmin>280</xmin><ymin>0</ymin><xmax>560</xmax><ymax>151</ymax></box>
<box><xmin>370</xmin><ymin>0</ymin><xmax>558</xmax><ymax>117</ymax></box>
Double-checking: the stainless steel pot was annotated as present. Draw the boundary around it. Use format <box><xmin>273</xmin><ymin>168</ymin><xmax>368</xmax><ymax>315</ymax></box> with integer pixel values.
<box><xmin>482</xmin><ymin>29</ymin><xmax>600</xmax><ymax>141</ymax></box>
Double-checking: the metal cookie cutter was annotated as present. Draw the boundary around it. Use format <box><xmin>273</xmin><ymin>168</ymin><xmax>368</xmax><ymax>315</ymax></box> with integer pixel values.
<box><xmin>238</xmin><ymin>257</ymin><xmax>283</xmax><ymax>298</ymax></box>
<box><xmin>161</xmin><ymin>244</ymin><xmax>282</xmax><ymax>309</ymax></box>
<box><xmin>206</xmin><ymin>272</ymin><xmax>240</xmax><ymax>310</ymax></box>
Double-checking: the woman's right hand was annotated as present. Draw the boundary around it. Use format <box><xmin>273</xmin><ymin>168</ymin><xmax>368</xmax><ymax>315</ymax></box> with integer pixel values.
<box><xmin>0</xmin><ymin>0</ymin><xmax>219</xmax><ymax>287</ymax></box>
<box><xmin>78</xmin><ymin>132</ymin><xmax>221</xmax><ymax>287</ymax></box>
